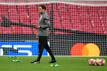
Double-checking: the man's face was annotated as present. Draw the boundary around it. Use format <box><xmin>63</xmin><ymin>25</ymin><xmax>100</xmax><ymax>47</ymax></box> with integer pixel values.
<box><xmin>38</xmin><ymin>7</ymin><xmax>44</xmax><ymax>13</ymax></box>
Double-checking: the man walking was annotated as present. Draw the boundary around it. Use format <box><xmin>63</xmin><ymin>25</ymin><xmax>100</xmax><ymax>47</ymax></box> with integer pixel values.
<box><xmin>31</xmin><ymin>5</ymin><xmax>56</xmax><ymax>64</ymax></box>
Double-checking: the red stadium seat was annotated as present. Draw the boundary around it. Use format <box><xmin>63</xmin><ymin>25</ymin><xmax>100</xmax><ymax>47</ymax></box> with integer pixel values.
<box><xmin>11</xmin><ymin>26</ymin><xmax>23</xmax><ymax>34</ymax></box>
<box><xmin>53</xmin><ymin>3</ymin><xmax>107</xmax><ymax>34</ymax></box>
<box><xmin>8</xmin><ymin>6</ymin><xmax>20</xmax><ymax>23</ymax></box>
<box><xmin>0</xmin><ymin>3</ymin><xmax>106</xmax><ymax>35</ymax></box>
<box><xmin>0</xmin><ymin>27</ymin><xmax>12</xmax><ymax>34</ymax></box>
<box><xmin>17</xmin><ymin>6</ymin><xmax>31</xmax><ymax>24</ymax></box>
<box><xmin>27</xmin><ymin>5</ymin><xmax>39</xmax><ymax>25</ymax></box>
<box><xmin>22</xmin><ymin>27</ymin><xmax>33</xmax><ymax>34</ymax></box>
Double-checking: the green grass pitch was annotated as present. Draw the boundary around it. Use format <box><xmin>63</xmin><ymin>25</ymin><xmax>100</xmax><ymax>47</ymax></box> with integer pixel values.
<box><xmin>0</xmin><ymin>56</ymin><xmax>107</xmax><ymax>71</ymax></box>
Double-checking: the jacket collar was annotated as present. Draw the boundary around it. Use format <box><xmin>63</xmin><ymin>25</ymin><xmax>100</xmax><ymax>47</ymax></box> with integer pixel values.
<box><xmin>40</xmin><ymin>11</ymin><xmax>46</xmax><ymax>15</ymax></box>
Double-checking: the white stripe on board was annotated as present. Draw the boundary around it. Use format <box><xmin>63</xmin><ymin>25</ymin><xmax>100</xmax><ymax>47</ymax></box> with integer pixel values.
<box><xmin>0</xmin><ymin>1</ymin><xmax>106</xmax><ymax>6</ymax></box>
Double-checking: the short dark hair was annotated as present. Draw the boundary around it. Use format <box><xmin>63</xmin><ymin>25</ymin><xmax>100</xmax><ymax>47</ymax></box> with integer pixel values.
<box><xmin>39</xmin><ymin>5</ymin><xmax>46</xmax><ymax>10</ymax></box>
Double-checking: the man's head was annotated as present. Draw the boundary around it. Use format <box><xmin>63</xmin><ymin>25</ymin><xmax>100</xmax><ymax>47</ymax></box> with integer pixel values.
<box><xmin>38</xmin><ymin>5</ymin><xmax>46</xmax><ymax>13</ymax></box>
